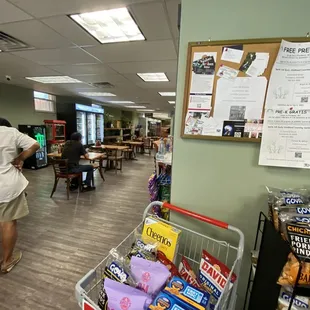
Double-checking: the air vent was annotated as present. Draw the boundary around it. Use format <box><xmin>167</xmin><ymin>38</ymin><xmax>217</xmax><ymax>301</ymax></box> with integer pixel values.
<box><xmin>0</xmin><ymin>31</ymin><xmax>31</xmax><ymax>52</ymax></box>
<box><xmin>91</xmin><ymin>82</ymin><xmax>115</xmax><ymax>88</ymax></box>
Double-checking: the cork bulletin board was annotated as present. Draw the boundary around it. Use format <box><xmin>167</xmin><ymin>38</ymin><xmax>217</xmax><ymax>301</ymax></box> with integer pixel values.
<box><xmin>181</xmin><ymin>37</ymin><xmax>310</xmax><ymax>142</ymax></box>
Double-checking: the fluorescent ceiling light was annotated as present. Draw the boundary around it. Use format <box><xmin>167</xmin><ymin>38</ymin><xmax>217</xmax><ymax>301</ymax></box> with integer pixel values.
<box><xmin>159</xmin><ymin>92</ymin><xmax>176</xmax><ymax>96</ymax></box>
<box><xmin>137</xmin><ymin>109</ymin><xmax>155</xmax><ymax>112</ymax></box>
<box><xmin>25</xmin><ymin>76</ymin><xmax>83</xmax><ymax>84</ymax></box>
<box><xmin>137</xmin><ymin>73</ymin><xmax>169</xmax><ymax>82</ymax></box>
<box><xmin>126</xmin><ymin>105</ymin><xmax>146</xmax><ymax>108</ymax></box>
<box><xmin>168</xmin><ymin>101</ymin><xmax>175</xmax><ymax>104</ymax></box>
<box><xmin>79</xmin><ymin>92</ymin><xmax>116</xmax><ymax>97</ymax></box>
<box><xmin>108</xmin><ymin>101</ymin><xmax>134</xmax><ymax>104</ymax></box>
<box><xmin>70</xmin><ymin>8</ymin><xmax>145</xmax><ymax>44</ymax></box>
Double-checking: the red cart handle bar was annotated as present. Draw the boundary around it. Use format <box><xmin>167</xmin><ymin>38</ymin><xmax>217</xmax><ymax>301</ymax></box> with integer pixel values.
<box><xmin>162</xmin><ymin>202</ymin><xmax>229</xmax><ymax>229</ymax></box>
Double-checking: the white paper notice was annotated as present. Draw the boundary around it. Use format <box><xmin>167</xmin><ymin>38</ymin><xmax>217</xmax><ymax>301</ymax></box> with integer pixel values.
<box><xmin>240</xmin><ymin>52</ymin><xmax>269</xmax><ymax>77</ymax></box>
<box><xmin>189</xmin><ymin>94</ymin><xmax>212</xmax><ymax>111</ymax></box>
<box><xmin>217</xmin><ymin>65</ymin><xmax>239</xmax><ymax>79</ymax></box>
<box><xmin>190</xmin><ymin>52</ymin><xmax>217</xmax><ymax>93</ymax></box>
<box><xmin>221</xmin><ymin>47</ymin><xmax>244</xmax><ymax>64</ymax></box>
<box><xmin>212</xmin><ymin>77</ymin><xmax>268</xmax><ymax>134</ymax></box>
<box><xmin>259</xmin><ymin>40</ymin><xmax>310</xmax><ymax>169</ymax></box>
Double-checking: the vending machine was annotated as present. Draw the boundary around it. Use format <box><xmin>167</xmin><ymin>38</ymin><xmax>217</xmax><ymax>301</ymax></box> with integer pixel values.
<box><xmin>18</xmin><ymin>125</ymin><xmax>48</xmax><ymax>169</ymax></box>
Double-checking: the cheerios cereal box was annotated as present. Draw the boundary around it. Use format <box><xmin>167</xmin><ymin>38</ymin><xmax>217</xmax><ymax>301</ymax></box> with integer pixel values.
<box><xmin>142</xmin><ymin>216</ymin><xmax>181</xmax><ymax>262</ymax></box>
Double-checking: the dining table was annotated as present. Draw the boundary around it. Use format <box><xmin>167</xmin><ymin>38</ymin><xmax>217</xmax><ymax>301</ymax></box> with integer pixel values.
<box><xmin>47</xmin><ymin>152</ymin><xmax>106</xmax><ymax>180</ymax></box>
<box><xmin>122</xmin><ymin>141</ymin><xmax>144</xmax><ymax>157</ymax></box>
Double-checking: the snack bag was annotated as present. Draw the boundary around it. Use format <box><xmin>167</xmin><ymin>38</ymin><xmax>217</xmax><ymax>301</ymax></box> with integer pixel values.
<box><xmin>142</xmin><ymin>216</ymin><xmax>181</xmax><ymax>262</ymax></box>
<box><xmin>157</xmin><ymin>251</ymin><xmax>181</xmax><ymax>280</ymax></box>
<box><xmin>278</xmin><ymin>252</ymin><xmax>310</xmax><ymax>286</ymax></box>
<box><xmin>98</xmin><ymin>250</ymin><xmax>136</xmax><ymax>310</ymax></box>
<box><xmin>278</xmin><ymin>288</ymin><xmax>310</xmax><ymax>309</ymax></box>
<box><xmin>130</xmin><ymin>256</ymin><xmax>171</xmax><ymax>298</ymax></box>
<box><xmin>127</xmin><ymin>234</ymin><xmax>158</xmax><ymax>262</ymax></box>
<box><xmin>148</xmin><ymin>291</ymin><xmax>188</xmax><ymax>310</ymax></box>
<box><xmin>198</xmin><ymin>250</ymin><xmax>236</xmax><ymax>310</ymax></box>
<box><xmin>164</xmin><ymin>276</ymin><xmax>210</xmax><ymax>310</ymax></box>
<box><xmin>266</xmin><ymin>186</ymin><xmax>309</xmax><ymax>230</ymax></box>
<box><xmin>104</xmin><ymin>278</ymin><xmax>152</xmax><ymax>310</ymax></box>
<box><xmin>178</xmin><ymin>256</ymin><xmax>201</xmax><ymax>289</ymax></box>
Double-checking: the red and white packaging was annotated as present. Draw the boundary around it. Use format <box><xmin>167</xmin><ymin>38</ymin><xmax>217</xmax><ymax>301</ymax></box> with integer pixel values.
<box><xmin>178</xmin><ymin>256</ymin><xmax>202</xmax><ymax>289</ymax></box>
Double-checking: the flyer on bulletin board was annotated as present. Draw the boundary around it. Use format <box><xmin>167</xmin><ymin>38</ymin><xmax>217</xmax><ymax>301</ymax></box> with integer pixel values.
<box><xmin>259</xmin><ymin>40</ymin><xmax>310</xmax><ymax>169</ymax></box>
<box><xmin>184</xmin><ymin>52</ymin><xmax>217</xmax><ymax>135</ymax></box>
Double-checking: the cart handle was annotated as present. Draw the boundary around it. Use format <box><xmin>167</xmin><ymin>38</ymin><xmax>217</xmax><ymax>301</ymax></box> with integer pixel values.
<box><xmin>144</xmin><ymin>201</ymin><xmax>228</xmax><ymax>229</ymax></box>
<box><xmin>162</xmin><ymin>202</ymin><xmax>229</xmax><ymax>229</ymax></box>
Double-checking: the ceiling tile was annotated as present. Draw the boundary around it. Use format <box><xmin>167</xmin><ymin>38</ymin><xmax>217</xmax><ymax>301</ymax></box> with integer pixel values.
<box><xmin>41</xmin><ymin>16</ymin><xmax>99</xmax><ymax>47</ymax></box>
<box><xmin>0</xmin><ymin>20</ymin><xmax>72</xmax><ymax>49</ymax></box>
<box><xmin>84</xmin><ymin>40</ymin><xmax>177</xmax><ymax>63</ymax></box>
<box><xmin>165</xmin><ymin>0</ymin><xmax>180</xmax><ymax>39</ymax></box>
<box><xmin>0</xmin><ymin>53</ymin><xmax>59</xmax><ymax>77</ymax></box>
<box><xmin>0</xmin><ymin>0</ymin><xmax>33</xmax><ymax>24</ymax></box>
<box><xmin>107</xmin><ymin>60</ymin><xmax>177</xmax><ymax>74</ymax></box>
<box><xmin>11</xmin><ymin>47</ymin><xmax>100</xmax><ymax>65</ymax></box>
<box><xmin>47</xmin><ymin>63</ymin><xmax>116</xmax><ymax>76</ymax></box>
<box><xmin>10</xmin><ymin>0</ymin><xmax>155</xmax><ymax>18</ymax></box>
<box><xmin>130</xmin><ymin>2</ymin><xmax>172</xmax><ymax>41</ymax></box>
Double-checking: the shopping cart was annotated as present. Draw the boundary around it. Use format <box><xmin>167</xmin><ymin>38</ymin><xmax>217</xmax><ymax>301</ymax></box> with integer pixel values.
<box><xmin>75</xmin><ymin>201</ymin><xmax>244</xmax><ymax>310</ymax></box>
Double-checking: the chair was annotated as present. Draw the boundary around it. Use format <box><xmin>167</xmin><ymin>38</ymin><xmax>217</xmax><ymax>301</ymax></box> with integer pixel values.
<box><xmin>143</xmin><ymin>138</ymin><xmax>152</xmax><ymax>155</ymax></box>
<box><xmin>50</xmin><ymin>159</ymin><xmax>82</xmax><ymax>200</ymax></box>
<box><xmin>105</xmin><ymin>148</ymin><xmax>123</xmax><ymax>174</ymax></box>
<box><xmin>122</xmin><ymin>145</ymin><xmax>134</xmax><ymax>160</ymax></box>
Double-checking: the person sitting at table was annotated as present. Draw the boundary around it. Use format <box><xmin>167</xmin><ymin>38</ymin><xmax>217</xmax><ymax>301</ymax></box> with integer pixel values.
<box><xmin>62</xmin><ymin>132</ymin><xmax>95</xmax><ymax>192</ymax></box>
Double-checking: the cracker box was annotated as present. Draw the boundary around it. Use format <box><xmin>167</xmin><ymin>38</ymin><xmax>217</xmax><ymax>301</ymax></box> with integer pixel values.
<box><xmin>164</xmin><ymin>276</ymin><xmax>210</xmax><ymax>310</ymax></box>
<box><xmin>142</xmin><ymin>216</ymin><xmax>181</xmax><ymax>262</ymax></box>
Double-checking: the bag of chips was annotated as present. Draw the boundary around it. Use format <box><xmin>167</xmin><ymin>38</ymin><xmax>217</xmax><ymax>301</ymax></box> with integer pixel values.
<box><xmin>266</xmin><ymin>186</ymin><xmax>310</xmax><ymax>231</ymax></box>
<box><xmin>157</xmin><ymin>251</ymin><xmax>181</xmax><ymax>280</ymax></box>
<box><xmin>278</xmin><ymin>288</ymin><xmax>310</xmax><ymax>309</ymax></box>
<box><xmin>126</xmin><ymin>233</ymin><xmax>158</xmax><ymax>262</ymax></box>
<box><xmin>278</xmin><ymin>252</ymin><xmax>310</xmax><ymax>286</ymax></box>
<box><xmin>198</xmin><ymin>250</ymin><xmax>236</xmax><ymax>310</ymax></box>
<box><xmin>104</xmin><ymin>278</ymin><xmax>152</xmax><ymax>310</ymax></box>
<box><xmin>277</xmin><ymin>298</ymin><xmax>304</xmax><ymax>310</ymax></box>
<box><xmin>178</xmin><ymin>256</ymin><xmax>201</xmax><ymax>289</ymax></box>
<box><xmin>130</xmin><ymin>256</ymin><xmax>171</xmax><ymax>298</ymax></box>
<box><xmin>98</xmin><ymin>250</ymin><xmax>136</xmax><ymax>310</ymax></box>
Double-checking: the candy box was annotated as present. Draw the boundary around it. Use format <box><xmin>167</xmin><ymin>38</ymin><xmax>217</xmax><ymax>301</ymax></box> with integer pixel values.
<box><xmin>164</xmin><ymin>276</ymin><xmax>210</xmax><ymax>310</ymax></box>
<box><xmin>142</xmin><ymin>216</ymin><xmax>181</xmax><ymax>262</ymax></box>
<box><xmin>148</xmin><ymin>292</ymin><xmax>187</xmax><ymax>310</ymax></box>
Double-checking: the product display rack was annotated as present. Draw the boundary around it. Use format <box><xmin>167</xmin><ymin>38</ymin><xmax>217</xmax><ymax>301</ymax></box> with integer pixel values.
<box><xmin>244</xmin><ymin>213</ymin><xmax>309</xmax><ymax>310</ymax></box>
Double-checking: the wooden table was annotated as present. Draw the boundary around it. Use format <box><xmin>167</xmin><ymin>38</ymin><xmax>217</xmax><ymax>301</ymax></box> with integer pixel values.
<box><xmin>91</xmin><ymin>145</ymin><xmax>129</xmax><ymax>151</ymax></box>
<box><xmin>47</xmin><ymin>152</ymin><xmax>106</xmax><ymax>180</ymax></box>
<box><xmin>122</xmin><ymin>141</ymin><xmax>144</xmax><ymax>157</ymax></box>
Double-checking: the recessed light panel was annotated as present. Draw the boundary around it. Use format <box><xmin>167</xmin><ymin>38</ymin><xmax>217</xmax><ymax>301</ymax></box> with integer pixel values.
<box><xmin>137</xmin><ymin>109</ymin><xmax>155</xmax><ymax>112</ymax></box>
<box><xmin>126</xmin><ymin>105</ymin><xmax>146</xmax><ymax>108</ymax></box>
<box><xmin>25</xmin><ymin>76</ymin><xmax>83</xmax><ymax>84</ymax></box>
<box><xmin>79</xmin><ymin>92</ymin><xmax>116</xmax><ymax>97</ymax></box>
<box><xmin>159</xmin><ymin>92</ymin><xmax>176</xmax><ymax>96</ymax></box>
<box><xmin>137</xmin><ymin>73</ymin><xmax>169</xmax><ymax>82</ymax></box>
<box><xmin>108</xmin><ymin>101</ymin><xmax>134</xmax><ymax>104</ymax></box>
<box><xmin>70</xmin><ymin>8</ymin><xmax>145</xmax><ymax>44</ymax></box>
<box><xmin>168</xmin><ymin>101</ymin><xmax>175</xmax><ymax>104</ymax></box>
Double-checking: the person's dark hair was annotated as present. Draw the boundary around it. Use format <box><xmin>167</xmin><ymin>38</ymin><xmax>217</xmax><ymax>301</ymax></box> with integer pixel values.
<box><xmin>71</xmin><ymin>132</ymin><xmax>82</xmax><ymax>141</ymax></box>
<box><xmin>0</xmin><ymin>118</ymin><xmax>12</xmax><ymax>127</ymax></box>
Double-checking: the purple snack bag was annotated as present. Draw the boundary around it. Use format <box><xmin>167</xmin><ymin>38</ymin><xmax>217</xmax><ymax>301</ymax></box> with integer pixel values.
<box><xmin>130</xmin><ymin>256</ymin><xmax>170</xmax><ymax>298</ymax></box>
<box><xmin>104</xmin><ymin>278</ymin><xmax>152</xmax><ymax>310</ymax></box>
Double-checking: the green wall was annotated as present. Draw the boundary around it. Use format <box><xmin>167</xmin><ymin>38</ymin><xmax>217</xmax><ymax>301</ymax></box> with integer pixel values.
<box><xmin>172</xmin><ymin>0</ymin><xmax>310</xmax><ymax>307</ymax></box>
<box><xmin>0</xmin><ymin>83</ymin><xmax>56</xmax><ymax>128</ymax></box>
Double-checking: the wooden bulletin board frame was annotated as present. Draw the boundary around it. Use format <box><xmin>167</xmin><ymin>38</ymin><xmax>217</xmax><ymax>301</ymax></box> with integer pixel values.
<box><xmin>181</xmin><ymin>37</ymin><xmax>310</xmax><ymax>142</ymax></box>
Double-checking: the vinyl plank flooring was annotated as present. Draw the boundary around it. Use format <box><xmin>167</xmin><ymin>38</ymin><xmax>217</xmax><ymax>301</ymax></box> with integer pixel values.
<box><xmin>0</xmin><ymin>154</ymin><xmax>154</xmax><ymax>309</ymax></box>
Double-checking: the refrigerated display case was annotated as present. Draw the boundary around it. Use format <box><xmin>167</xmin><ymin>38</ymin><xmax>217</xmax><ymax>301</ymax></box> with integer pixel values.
<box><xmin>56</xmin><ymin>103</ymin><xmax>104</xmax><ymax>146</ymax></box>
<box><xmin>18</xmin><ymin>125</ymin><xmax>48</xmax><ymax>169</ymax></box>
<box><xmin>76</xmin><ymin>111</ymin><xmax>87</xmax><ymax>145</ymax></box>
<box><xmin>96</xmin><ymin>114</ymin><xmax>104</xmax><ymax>142</ymax></box>
<box><xmin>87</xmin><ymin>113</ymin><xmax>96</xmax><ymax>145</ymax></box>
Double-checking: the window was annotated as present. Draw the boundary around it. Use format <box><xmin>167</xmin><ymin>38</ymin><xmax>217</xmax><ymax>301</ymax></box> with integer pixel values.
<box><xmin>34</xmin><ymin>91</ymin><xmax>56</xmax><ymax>112</ymax></box>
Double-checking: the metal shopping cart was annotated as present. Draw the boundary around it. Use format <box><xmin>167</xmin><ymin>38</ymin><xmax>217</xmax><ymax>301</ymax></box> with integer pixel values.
<box><xmin>75</xmin><ymin>201</ymin><xmax>244</xmax><ymax>310</ymax></box>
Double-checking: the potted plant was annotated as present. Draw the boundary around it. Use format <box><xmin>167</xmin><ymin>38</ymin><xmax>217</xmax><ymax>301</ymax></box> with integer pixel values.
<box><xmin>104</xmin><ymin>113</ymin><xmax>113</xmax><ymax>128</ymax></box>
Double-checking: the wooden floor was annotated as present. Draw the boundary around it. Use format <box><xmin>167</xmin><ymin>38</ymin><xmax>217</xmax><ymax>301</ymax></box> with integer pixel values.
<box><xmin>0</xmin><ymin>154</ymin><xmax>154</xmax><ymax>309</ymax></box>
